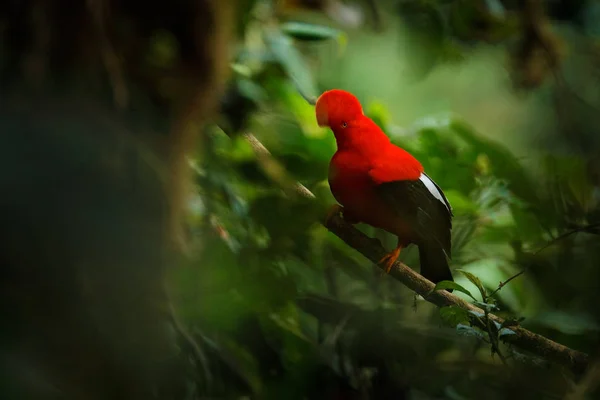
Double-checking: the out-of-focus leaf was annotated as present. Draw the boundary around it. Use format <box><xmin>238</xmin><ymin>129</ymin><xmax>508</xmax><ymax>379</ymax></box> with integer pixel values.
<box><xmin>498</xmin><ymin>327</ymin><xmax>516</xmax><ymax>338</ymax></box>
<box><xmin>265</xmin><ymin>30</ymin><xmax>318</xmax><ymax>101</ymax></box>
<box><xmin>227</xmin><ymin>134</ymin><xmax>258</xmax><ymax>162</ymax></box>
<box><xmin>456</xmin><ymin>269</ymin><xmax>487</xmax><ymax>300</ymax></box>
<box><xmin>280</xmin><ymin>153</ymin><xmax>328</xmax><ymax>182</ymax></box>
<box><xmin>219</xmin><ymin>80</ymin><xmax>259</xmax><ymax>135</ymax></box>
<box><xmin>509</xmin><ymin>203</ymin><xmax>546</xmax><ymax>241</ymax></box>
<box><xmin>582</xmin><ymin>1</ymin><xmax>600</xmax><ymax>38</ymax></box>
<box><xmin>444</xmin><ymin>190</ymin><xmax>478</xmax><ymax>215</ymax></box>
<box><xmin>479</xmin><ymin>225</ymin><xmax>515</xmax><ymax>244</ymax></box>
<box><xmin>468</xmin><ymin>310</ymin><xmax>484</xmax><ymax>318</ymax></box>
<box><xmin>238</xmin><ymin>78</ymin><xmax>268</xmax><ymax>103</ymax></box>
<box><xmin>365</xmin><ymin>100</ymin><xmax>393</xmax><ymax>131</ymax></box>
<box><xmin>456</xmin><ymin>324</ymin><xmax>486</xmax><ymax>339</ymax></box>
<box><xmin>249</xmin><ymin>194</ymin><xmax>321</xmax><ymax>259</ymax></box>
<box><xmin>432</xmin><ymin>281</ymin><xmax>477</xmax><ymax>301</ymax></box>
<box><xmin>439</xmin><ymin>305</ymin><xmax>470</xmax><ymax>326</ymax></box>
<box><xmin>397</xmin><ymin>1</ymin><xmax>446</xmax><ymax>80</ymax></box>
<box><xmin>439</xmin><ymin>40</ymin><xmax>466</xmax><ymax>64</ymax></box>
<box><xmin>449</xmin><ymin>0</ymin><xmax>480</xmax><ymax>41</ymax></box>
<box><xmin>484</xmin><ymin>0</ymin><xmax>506</xmax><ymax>18</ymax></box>
<box><xmin>235</xmin><ymin>160</ymin><xmax>272</xmax><ymax>186</ymax></box>
<box><xmin>268</xmin><ymin>304</ymin><xmax>311</xmax><ymax>343</ymax></box>
<box><xmin>260</xmin><ymin>77</ymin><xmax>325</xmax><ymax>138</ymax></box>
<box><xmin>218</xmin><ymin>338</ymin><xmax>263</xmax><ymax>394</ymax></box>
<box><xmin>472</xmin><ymin>301</ymin><xmax>499</xmax><ymax>312</ymax></box>
<box><xmin>281</xmin><ymin>21</ymin><xmax>343</xmax><ymax>43</ymax></box>
<box><xmin>532</xmin><ymin>311</ymin><xmax>600</xmax><ymax>335</ymax></box>
<box><xmin>543</xmin><ymin>155</ymin><xmax>595</xmax><ymax>216</ymax></box>
<box><xmin>231</xmin><ymin>62</ymin><xmax>252</xmax><ymax>77</ymax></box>
<box><xmin>450</xmin><ymin>0</ymin><xmax>515</xmax><ymax>43</ymax></box>
<box><xmin>450</xmin><ymin>120</ymin><xmax>542</xmax><ymax>209</ymax></box>
<box><xmin>235</xmin><ymin>0</ymin><xmax>260</xmax><ymax>36</ymax></box>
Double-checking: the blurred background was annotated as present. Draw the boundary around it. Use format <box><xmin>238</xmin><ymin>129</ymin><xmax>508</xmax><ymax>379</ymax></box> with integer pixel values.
<box><xmin>2</xmin><ymin>0</ymin><xmax>600</xmax><ymax>399</ymax></box>
<box><xmin>191</xmin><ymin>0</ymin><xmax>600</xmax><ymax>398</ymax></box>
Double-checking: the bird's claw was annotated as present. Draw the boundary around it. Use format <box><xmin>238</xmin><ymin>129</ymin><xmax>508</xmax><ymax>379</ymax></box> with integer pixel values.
<box><xmin>378</xmin><ymin>254</ymin><xmax>396</xmax><ymax>274</ymax></box>
<box><xmin>378</xmin><ymin>247</ymin><xmax>402</xmax><ymax>274</ymax></box>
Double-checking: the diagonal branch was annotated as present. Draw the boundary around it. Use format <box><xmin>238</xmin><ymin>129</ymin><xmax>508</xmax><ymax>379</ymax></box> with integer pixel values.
<box><xmin>240</xmin><ymin>132</ymin><xmax>590</xmax><ymax>376</ymax></box>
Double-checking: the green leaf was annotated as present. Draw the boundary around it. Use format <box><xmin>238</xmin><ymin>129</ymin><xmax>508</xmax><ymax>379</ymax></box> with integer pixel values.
<box><xmin>472</xmin><ymin>301</ymin><xmax>499</xmax><ymax>312</ymax></box>
<box><xmin>431</xmin><ymin>280</ymin><xmax>477</xmax><ymax>300</ymax></box>
<box><xmin>439</xmin><ymin>305</ymin><xmax>470</xmax><ymax>327</ymax></box>
<box><xmin>498</xmin><ymin>327</ymin><xmax>516</xmax><ymax>338</ymax></box>
<box><xmin>443</xmin><ymin>190</ymin><xmax>479</xmax><ymax>215</ymax></box>
<box><xmin>456</xmin><ymin>269</ymin><xmax>487</xmax><ymax>301</ymax></box>
<box><xmin>484</xmin><ymin>0</ymin><xmax>506</xmax><ymax>18</ymax></box>
<box><xmin>268</xmin><ymin>304</ymin><xmax>311</xmax><ymax>342</ymax></box>
<box><xmin>218</xmin><ymin>338</ymin><xmax>263</xmax><ymax>394</ymax></box>
<box><xmin>468</xmin><ymin>310</ymin><xmax>484</xmax><ymax>318</ymax></box>
<box><xmin>583</xmin><ymin>2</ymin><xmax>600</xmax><ymax>38</ymax></box>
<box><xmin>237</xmin><ymin>78</ymin><xmax>268</xmax><ymax>103</ymax></box>
<box><xmin>450</xmin><ymin>120</ymin><xmax>540</xmax><ymax>208</ymax></box>
<box><xmin>280</xmin><ymin>22</ymin><xmax>343</xmax><ymax>42</ymax></box>
<box><xmin>265</xmin><ymin>30</ymin><xmax>318</xmax><ymax>102</ymax></box>
<box><xmin>456</xmin><ymin>324</ymin><xmax>486</xmax><ymax>339</ymax></box>
<box><xmin>509</xmin><ymin>203</ymin><xmax>546</xmax><ymax>242</ymax></box>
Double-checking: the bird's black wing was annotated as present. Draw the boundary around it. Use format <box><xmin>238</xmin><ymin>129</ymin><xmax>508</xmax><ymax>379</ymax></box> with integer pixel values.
<box><xmin>375</xmin><ymin>173</ymin><xmax>453</xmax><ymax>283</ymax></box>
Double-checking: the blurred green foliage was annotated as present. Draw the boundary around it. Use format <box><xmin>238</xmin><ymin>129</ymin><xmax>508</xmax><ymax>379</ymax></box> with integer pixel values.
<box><xmin>171</xmin><ymin>0</ymin><xmax>600</xmax><ymax>398</ymax></box>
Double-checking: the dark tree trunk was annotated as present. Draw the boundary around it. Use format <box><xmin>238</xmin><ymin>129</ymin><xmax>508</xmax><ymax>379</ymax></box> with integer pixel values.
<box><xmin>0</xmin><ymin>1</ymin><xmax>233</xmax><ymax>398</ymax></box>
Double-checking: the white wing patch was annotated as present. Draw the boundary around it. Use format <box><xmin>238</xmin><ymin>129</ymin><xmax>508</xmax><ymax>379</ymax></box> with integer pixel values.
<box><xmin>419</xmin><ymin>173</ymin><xmax>451</xmax><ymax>213</ymax></box>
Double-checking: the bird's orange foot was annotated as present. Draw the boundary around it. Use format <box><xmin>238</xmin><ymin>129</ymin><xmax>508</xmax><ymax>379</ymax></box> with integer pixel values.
<box><xmin>324</xmin><ymin>204</ymin><xmax>343</xmax><ymax>225</ymax></box>
<box><xmin>378</xmin><ymin>246</ymin><xmax>402</xmax><ymax>274</ymax></box>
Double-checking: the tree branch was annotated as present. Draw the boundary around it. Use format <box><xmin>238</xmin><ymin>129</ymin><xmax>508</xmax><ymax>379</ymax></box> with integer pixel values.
<box><xmin>240</xmin><ymin>132</ymin><xmax>589</xmax><ymax>375</ymax></box>
<box><xmin>325</xmin><ymin>209</ymin><xmax>589</xmax><ymax>375</ymax></box>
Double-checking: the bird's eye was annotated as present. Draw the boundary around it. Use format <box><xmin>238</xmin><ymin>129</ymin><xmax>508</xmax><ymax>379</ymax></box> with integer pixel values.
<box><xmin>341</xmin><ymin>122</ymin><xmax>348</xmax><ymax>128</ymax></box>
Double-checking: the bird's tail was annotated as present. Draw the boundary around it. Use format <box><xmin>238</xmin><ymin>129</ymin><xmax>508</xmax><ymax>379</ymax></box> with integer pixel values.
<box><xmin>418</xmin><ymin>243</ymin><xmax>453</xmax><ymax>288</ymax></box>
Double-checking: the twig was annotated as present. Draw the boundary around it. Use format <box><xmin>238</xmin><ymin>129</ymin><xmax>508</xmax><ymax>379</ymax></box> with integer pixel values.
<box><xmin>240</xmin><ymin>131</ymin><xmax>590</xmax><ymax>376</ymax></box>
<box><xmin>241</xmin><ymin>132</ymin><xmax>315</xmax><ymax>199</ymax></box>
<box><xmin>534</xmin><ymin>222</ymin><xmax>600</xmax><ymax>255</ymax></box>
<box><xmin>484</xmin><ymin>307</ymin><xmax>507</xmax><ymax>365</ymax></box>
<box><xmin>489</xmin><ymin>221</ymin><xmax>600</xmax><ymax>297</ymax></box>
<box><xmin>286</xmin><ymin>77</ymin><xmax>317</xmax><ymax>106</ymax></box>
<box><xmin>325</xmin><ymin>211</ymin><xmax>588</xmax><ymax>375</ymax></box>
<box><xmin>488</xmin><ymin>270</ymin><xmax>526</xmax><ymax>298</ymax></box>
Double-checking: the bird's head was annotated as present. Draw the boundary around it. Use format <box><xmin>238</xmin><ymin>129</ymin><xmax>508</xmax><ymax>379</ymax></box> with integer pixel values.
<box><xmin>315</xmin><ymin>89</ymin><xmax>364</xmax><ymax>131</ymax></box>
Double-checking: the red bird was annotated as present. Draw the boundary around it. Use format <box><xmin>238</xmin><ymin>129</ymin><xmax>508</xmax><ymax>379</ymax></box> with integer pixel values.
<box><xmin>316</xmin><ymin>89</ymin><xmax>453</xmax><ymax>284</ymax></box>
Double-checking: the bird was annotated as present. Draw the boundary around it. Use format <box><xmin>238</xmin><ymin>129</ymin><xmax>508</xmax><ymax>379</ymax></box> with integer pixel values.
<box><xmin>315</xmin><ymin>89</ymin><xmax>453</xmax><ymax>284</ymax></box>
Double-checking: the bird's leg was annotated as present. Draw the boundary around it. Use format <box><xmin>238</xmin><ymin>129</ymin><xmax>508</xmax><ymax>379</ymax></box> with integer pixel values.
<box><xmin>378</xmin><ymin>240</ymin><xmax>404</xmax><ymax>274</ymax></box>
